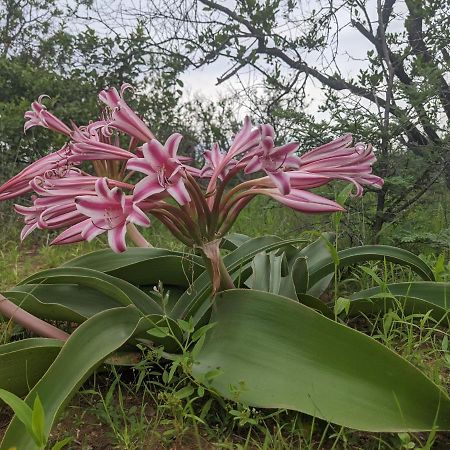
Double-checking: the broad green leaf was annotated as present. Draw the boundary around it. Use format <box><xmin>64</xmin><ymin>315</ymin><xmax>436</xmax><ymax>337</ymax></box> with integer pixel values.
<box><xmin>63</xmin><ymin>248</ymin><xmax>204</xmax><ymax>287</ymax></box>
<box><xmin>0</xmin><ymin>339</ymin><xmax>62</xmax><ymax>397</ymax></box>
<box><xmin>244</xmin><ymin>250</ymin><xmax>331</xmax><ymax>317</ymax></box>
<box><xmin>3</xmin><ymin>284</ymin><xmax>125</xmax><ymax>323</ymax></box>
<box><xmin>308</xmin><ymin>245</ymin><xmax>435</xmax><ymax>288</ymax></box>
<box><xmin>20</xmin><ymin>267</ymin><xmax>163</xmax><ymax>315</ymax></box>
<box><xmin>0</xmin><ymin>306</ymin><xmax>152</xmax><ymax>450</ymax></box>
<box><xmin>349</xmin><ymin>282</ymin><xmax>450</xmax><ymax>321</ymax></box>
<box><xmin>193</xmin><ymin>290</ymin><xmax>450</xmax><ymax>432</ymax></box>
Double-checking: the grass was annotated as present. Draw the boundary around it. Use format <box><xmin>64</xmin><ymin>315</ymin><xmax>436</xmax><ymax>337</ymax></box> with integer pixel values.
<box><xmin>0</xmin><ymin>201</ymin><xmax>450</xmax><ymax>449</ymax></box>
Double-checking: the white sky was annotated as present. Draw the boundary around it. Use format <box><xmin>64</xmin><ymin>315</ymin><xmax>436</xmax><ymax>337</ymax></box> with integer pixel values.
<box><xmin>178</xmin><ymin>0</ymin><xmax>408</xmax><ymax>116</ymax></box>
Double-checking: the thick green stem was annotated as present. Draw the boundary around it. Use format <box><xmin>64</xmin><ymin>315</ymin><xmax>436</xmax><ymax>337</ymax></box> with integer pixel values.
<box><xmin>201</xmin><ymin>239</ymin><xmax>235</xmax><ymax>295</ymax></box>
<box><xmin>0</xmin><ymin>294</ymin><xmax>69</xmax><ymax>341</ymax></box>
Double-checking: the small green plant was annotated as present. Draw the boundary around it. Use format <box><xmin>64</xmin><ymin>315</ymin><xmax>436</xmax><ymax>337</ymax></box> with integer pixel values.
<box><xmin>0</xmin><ymin>389</ymin><xmax>71</xmax><ymax>449</ymax></box>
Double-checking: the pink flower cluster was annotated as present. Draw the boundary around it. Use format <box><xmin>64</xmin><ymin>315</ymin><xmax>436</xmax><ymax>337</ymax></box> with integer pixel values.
<box><xmin>0</xmin><ymin>85</ymin><xmax>383</xmax><ymax>252</ymax></box>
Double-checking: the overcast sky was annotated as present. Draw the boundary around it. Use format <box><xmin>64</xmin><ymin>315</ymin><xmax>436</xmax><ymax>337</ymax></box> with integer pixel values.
<box><xmin>177</xmin><ymin>0</ymin><xmax>408</xmax><ymax>116</ymax></box>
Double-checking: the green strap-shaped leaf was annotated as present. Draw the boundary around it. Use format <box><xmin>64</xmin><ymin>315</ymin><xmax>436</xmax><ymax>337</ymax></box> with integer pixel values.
<box><xmin>0</xmin><ymin>339</ymin><xmax>62</xmax><ymax>397</ymax></box>
<box><xmin>171</xmin><ymin>236</ymin><xmax>305</xmax><ymax>322</ymax></box>
<box><xmin>245</xmin><ymin>250</ymin><xmax>332</xmax><ymax>318</ymax></box>
<box><xmin>63</xmin><ymin>248</ymin><xmax>204</xmax><ymax>287</ymax></box>
<box><xmin>20</xmin><ymin>267</ymin><xmax>163</xmax><ymax>315</ymax></box>
<box><xmin>0</xmin><ymin>306</ymin><xmax>152</xmax><ymax>450</ymax></box>
<box><xmin>308</xmin><ymin>245</ymin><xmax>435</xmax><ymax>288</ymax></box>
<box><xmin>3</xmin><ymin>284</ymin><xmax>125</xmax><ymax>323</ymax></box>
<box><xmin>193</xmin><ymin>289</ymin><xmax>450</xmax><ymax>432</ymax></box>
<box><xmin>298</xmin><ymin>233</ymin><xmax>335</xmax><ymax>296</ymax></box>
<box><xmin>348</xmin><ymin>282</ymin><xmax>450</xmax><ymax>320</ymax></box>
<box><xmin>291</xmin><ymin>256</ymin><xmax>309</xmax><ymax>295</ymax></box>
<box><xmin>247</xmin><ymin>252</ymin><xmax>283</xmax><ymax>293</ymax></box>
<box><xmin>220</xmin><ymin>233</ymin><xmax>251</xmax><ymax>251</ymax></box>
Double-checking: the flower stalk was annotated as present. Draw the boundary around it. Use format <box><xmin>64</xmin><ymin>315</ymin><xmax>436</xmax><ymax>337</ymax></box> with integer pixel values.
<box><xmin>200</xmin><ymin>240</ymin><xmax>235</xmax><ymax>294</ymax></box>
<box><xmin>0</xmin><ymin>294</ymin><xmax>70</xmax><ymax>341</ymax></box>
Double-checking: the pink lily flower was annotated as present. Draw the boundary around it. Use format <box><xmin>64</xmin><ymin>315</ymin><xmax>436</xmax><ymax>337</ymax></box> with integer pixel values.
<box><xmin>70</xmin><ymin>140</ymin><xmax>135</xmax><ymax>162</ymax></box>
<box><xmin>99</xmin><ymin>85</ymin><xmax>155</xmax><ymax>142</ymax></box>
<box><xmin>24</xmin><ymin>96</ymin><xmax>72</xmax><ymax>136</ymax></box>
<box><xmin>206</xmin><ymin>117</ymin><xmax>262</xmax><ymax>186</ymax></box>
<box><xmin>70</xmin><ymin>125</ymin><xmax>135</xmax><ymax>161</ymax></box>
<box><xmin>201</xmin><ymin>143</ymin><xmax>236</xmax><ymax>180</ymax></box>
<box><xmin>244</xmin><ymin>137</ymin><xmax>300</xmax><ymax>195</ymax></box>
<box><xmin>299</xmin><ymin>135</ymin><xmax>384</xmax><ymax>195</ymax></box>
<box><xmin>15</xmin><ymin>194</ymin><xmax>88</xmax><ymax>240</ymax></box>
<box><xmin>51</xmin><ymin>219</ymin><xmax>92</xmax><ymax>246</ymax></box>
<box><xmin>228</xmin><ymin>116</ymin><xmax>261</xmax><ymax>158</ymax></box>
<box><xmin>73</xmin><ymin>178</ymin><xmax>151</xmax><ymax>253</ymax></box>
<box><xmin>126</xmin><ymin>133</ymin><xmax>191</xmax><ymax>205</ymax></box>
<box><xmin>265</xmin><ymin>188</ymin><xmax>345</xmax><ymax>213</ymax></box>
<box><xmin>14</xmin><ymin>177</ymin><xmax>97</xmax><ymax>239</ymax></box>
<box><xmin>14</xmin><ymin>203</ymin><xmax>47</xmax><ymax>240</ymax></box>
<box><xmin>0</xmin><ymin>146</ymin><xmax>74</xmax><ymax>201</ymax></box>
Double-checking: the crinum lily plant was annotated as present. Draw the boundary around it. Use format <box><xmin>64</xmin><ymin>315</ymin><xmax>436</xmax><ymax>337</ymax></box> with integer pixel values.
<box><xmin>2</xmin><ymin>85</ymin><xmax>450</xmax><ymax>448</ymax></box>
<box><xmin>1</xmin><ymin>84</ymin><xmax>381</xmax><ymax>293</ymax></box>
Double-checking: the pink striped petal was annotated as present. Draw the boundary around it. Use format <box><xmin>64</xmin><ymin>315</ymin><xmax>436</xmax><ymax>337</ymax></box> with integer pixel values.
<box><xmin>260</xmin><ymin>124</ymin><xmax>275</xmax><ymax>139</ymax></box>
<box><xmin>244</xmin><ymin>155</ymin><xmax>263</xmax><ymax>174</ymax></box>
<box><xmin>98</xmin><ymin>87</ymin><xmax>121</xmax><ymax>108</ymax></box>
<box><xmin>143</xmin><ymin>140</ymin><xmax>168</xmax><ymax>167</ymax></box>
<box><xmin>20</xmin><ymin>223</ymin><xmax>39</xmax><ymax>241</ymax></box>
<box><xmin>167</xmin><ymin>179</ymin><xmax>191</xmax><ymax>205</ymax></box>
<box><xmin>126</xmin><ymin>157</ymin><xmax>153</xmax><ymax>175</ymax></box>
<box><xmin>267</xmin><ymin>170</ymin><xmax>291</xmax><ymax>195</ymax></box>
<box><xmin>271</xmin><ymin>142</ymin><xmax>299</xmax><ymax>159</ymax></box>
<box><xmin>81</xmin><ymin>221</ymin><xmax>105</xmax><ymax>241</ymax></box>
<box><xmin>108</xmin><ymin>224</ymin><xmax>127</xmax><ymax>253</ymax></box>
<box><xmin>270</xmin><ymin>189</ymin><xmax>344</xmax><ymax>213</ymax></box>
<box><xmin>51</xmin><ymin>219</ymin><xmax>92</xmax><ymax>245</ymax></box>
<box><xmin>95</xmin><ymin>178</ymin><xmax>110</xmax><ymax>199</ymax></box>
<box><xmin>133</xmin><ymin>175</ymin><xmax>165</xmax><ymax>202</ymax></box>
<box><xmin>129</xmin><ymin>204</ymin><xmax>151</xmax><ymax>227</ymax></box>
<box><xmin>165</xmin><ymin>133</ymin><xmax>183</xmax><ymax>158</ymax></box>
<box><xmin>75</xmin><ymin>196</ymin><xmax>120</xmax><ymax>219</ymax></box>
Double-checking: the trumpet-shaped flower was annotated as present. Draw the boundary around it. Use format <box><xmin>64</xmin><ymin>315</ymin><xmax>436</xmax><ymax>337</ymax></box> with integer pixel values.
<box><xmin>24</xmin><ymin>97</ymin><xmax>72</xmax><ymax>136</ymax></box>
<box><xmin>99</xmin><ymin>85</ymin><xmax>155</xmax><ymax>142</ymax></box>
<box><xmin>200</xmin><ymin>143</ymin><xmax>236</xmax><ymax>180</ymax></box>
<box><xmin>74</xmin><ymin>178</ymin><xmax>151</xmax><ymax>253</ymax></box>
<box><xmin>127</xmin><ymin>133</ymin><xmax>191</xmax><ymax>205</ymax></box>
<box><xmin>299</xmin><ymin>134</ymin><xmax>383</xmax><ymax>195</ymax></box>
<box><xmin>0</xmin><ymin>146</ymin><xmax>74</xmax><ymax>201</ymax></box>
<box><xmin>244</xmin><ymin>137</ymin><xmax>300</xmax><ymax>195</ymax></box>
<box><xmin>265</xmin><ymin>188</ymin><xmax>345</xmax><ymax>213</ymax></box>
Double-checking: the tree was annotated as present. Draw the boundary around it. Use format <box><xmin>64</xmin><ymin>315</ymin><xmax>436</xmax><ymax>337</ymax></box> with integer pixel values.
<box><xmin>112</xmin><ymin>0</ymin><xmax>450</xmax><ymax>239</ymax></box>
